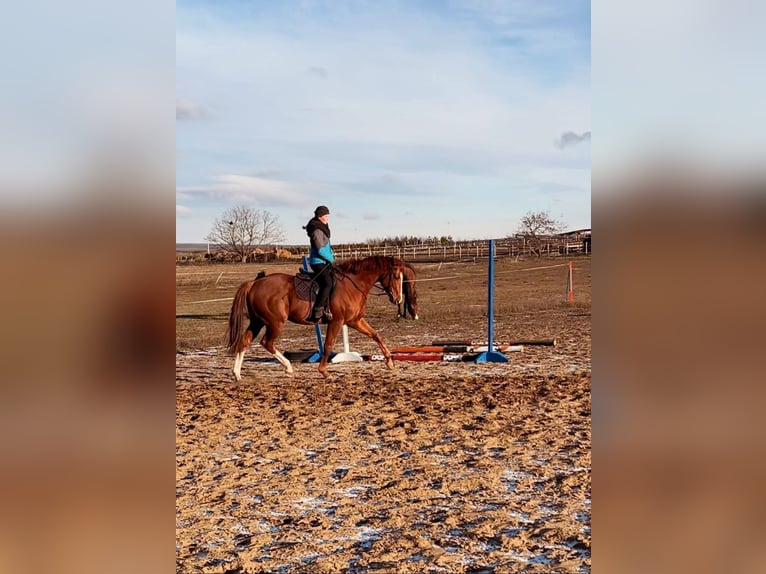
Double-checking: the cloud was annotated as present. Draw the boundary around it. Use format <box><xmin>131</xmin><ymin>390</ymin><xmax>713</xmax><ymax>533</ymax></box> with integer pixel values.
<box><xmin>342</xmin><ymin>173</ymin><xmax>435</xmax><ymax>197</ymax></box>
<box><xmin>293</xmin><ymin>141</ymin><xmax>514</xmax><ymax>176</ymax></box>
<box><xmin>177</xmin><ymin>204</ymin><xmax>191</xmax><ymax>217</ymax></box>
<box><xmin>308</xmin><ymin>66</ymin><xmax>328</xmax><ymax>79</ymax></box>
<box><xmin>176</xmin><ymin>98</ymin><xmax>209</xmax><ymax>121</ymax></box>
<box><xmin>177</xmin><ymin>174</ymin><xmax>311</xmax><ymax>206</ymax></box>
<box><xmin>362</xmin><ymin>212</ymin><xmax>381</xmax><ymax>221</ymax></box>
<box><xmin>556</xmin><ymin>131</ymin><xmax>591</xmax><ymax>149</ymax></box>
<box><xmin>252</xmin><ymin>168</ymin><xmax>287</xmax><ymax>178</ymax></box>
<box><xmin>536</xmin><ymin>181</ymin><xmax>587</xmax><ymax>194</ymax></box>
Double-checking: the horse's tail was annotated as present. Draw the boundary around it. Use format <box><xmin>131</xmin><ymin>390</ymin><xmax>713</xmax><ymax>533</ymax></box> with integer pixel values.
<box><xmin>225</xmin><ymin>280</ymin><xmax>253</xmax><ymax>355</ymax></box>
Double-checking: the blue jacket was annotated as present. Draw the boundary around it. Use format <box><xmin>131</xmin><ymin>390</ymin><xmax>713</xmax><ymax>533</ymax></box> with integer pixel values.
<box><xmin>306</xmin><ymin>218</ymin><xmax>334</xmax><ymax>265</ymax></box>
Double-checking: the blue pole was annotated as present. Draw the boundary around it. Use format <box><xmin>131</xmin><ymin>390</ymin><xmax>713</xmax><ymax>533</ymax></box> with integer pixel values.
<box><xmin>476</xmin><ymin>239</ymin><xmax>508</xmax><ymax>363</ymax></box>
<box><xmin>488</xmin><ymin>240</ymin><xmax>495</xmax><ymax>352</ymax></box>
<box><xmin>303</xmin><ymin>256</ymin><xmax>326</xmax><ymax>362</ymax></box>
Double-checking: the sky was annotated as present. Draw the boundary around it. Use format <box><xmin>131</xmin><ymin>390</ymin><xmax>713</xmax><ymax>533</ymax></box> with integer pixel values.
<box><xmin>176</xmin><ymin>0</ymin><xmax>591</xmax><ymax>245</ymax></box>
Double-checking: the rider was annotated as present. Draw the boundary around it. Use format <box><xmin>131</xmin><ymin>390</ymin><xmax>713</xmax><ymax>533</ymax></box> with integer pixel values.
<box><xmin>303</xmin><ymin>205</ymin><xmax>335</xmax><ymax>322</ymax></box>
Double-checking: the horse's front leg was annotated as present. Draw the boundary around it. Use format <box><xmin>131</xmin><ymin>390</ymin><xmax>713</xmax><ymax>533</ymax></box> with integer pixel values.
<box><xmin>347</xmin><ymin>318</ymin><xmax>395</xmax><ymax>370</ymax></box>
<box><xmin>318</xmin><ymin>320</ymin><xmax>344</xmax><ymax>380</ymax></box>
<box><xmin>260</xmin><ymin>324</ymin><xmax>293</xmax><ymax>376</ymax></box>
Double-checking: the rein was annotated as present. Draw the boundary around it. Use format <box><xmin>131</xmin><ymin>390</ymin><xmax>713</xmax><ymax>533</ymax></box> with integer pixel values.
<box><xmin>377</xmin><ymin>261</ymin><xmax>402</xmax><ymax>301</ymax></box>
<box><xmin>333</xmin><ymin>267</ymin><xmax>366</xmax><ymax>296</ymax></box>
<box><xmin>370</xmin><ymin>285</ymin><xmax>389</xmax><ymax>296</ymax></box>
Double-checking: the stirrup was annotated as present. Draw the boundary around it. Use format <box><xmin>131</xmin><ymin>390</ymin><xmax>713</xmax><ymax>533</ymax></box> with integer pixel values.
<box><xmin>307</xmin><ymin>307</ymin><xmax>323</xmax><ymax>322</ymax></box>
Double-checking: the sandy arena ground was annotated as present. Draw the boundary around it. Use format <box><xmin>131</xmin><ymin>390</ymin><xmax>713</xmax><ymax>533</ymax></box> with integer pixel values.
<box><xmin>176</xmin><ymin>258</ymin><xmax>591</xmax><ymax>573</ymax></box>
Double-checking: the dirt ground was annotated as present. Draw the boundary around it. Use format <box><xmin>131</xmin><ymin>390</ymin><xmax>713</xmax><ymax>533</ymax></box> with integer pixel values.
<box><xmin>176</xmin><ymin>257</ymin><xmax>591</xmax><ymax>573</ymax></box>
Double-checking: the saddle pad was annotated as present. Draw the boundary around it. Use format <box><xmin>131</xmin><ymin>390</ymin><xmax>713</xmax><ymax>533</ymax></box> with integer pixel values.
<box><xmin>294</xmin><ymin>274</ymin><xmax>319</xmax><ymax>301</ymax></box>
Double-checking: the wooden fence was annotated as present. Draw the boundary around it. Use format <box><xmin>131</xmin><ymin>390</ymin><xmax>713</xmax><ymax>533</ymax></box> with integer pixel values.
<box><xmin>177</xmin><ymin>236</ymin><xmax>590</xmax><ymax>265</ymax></box>
<box><xmin>332</xmin><ymin>238</ymin><xmax>589</xmax><ymax>263</ymax></box>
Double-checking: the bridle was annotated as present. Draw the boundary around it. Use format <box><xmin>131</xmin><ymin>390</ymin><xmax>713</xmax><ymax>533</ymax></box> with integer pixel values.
<box><xmin>379</xmin><ymin>260</ymin><xmax>403</xmax><ymax>304</ymax></box>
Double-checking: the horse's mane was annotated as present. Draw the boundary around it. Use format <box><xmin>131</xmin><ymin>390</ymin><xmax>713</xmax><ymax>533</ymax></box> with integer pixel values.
<box><xmin>335</xmin><ymin>255</ymin><xmax>394</xmax><ymax>275</ymax></box>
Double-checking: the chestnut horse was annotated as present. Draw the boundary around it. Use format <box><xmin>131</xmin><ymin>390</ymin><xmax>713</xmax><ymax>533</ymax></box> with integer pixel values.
<box><xmin>396</xmin><ymin>262</ymin><xmax>419</xmax><ymax>320</ymax></box>
<box><xmin>226</xmin><ymin>256</ymin><xmax>405</xmax><ymax>380</ymax></box>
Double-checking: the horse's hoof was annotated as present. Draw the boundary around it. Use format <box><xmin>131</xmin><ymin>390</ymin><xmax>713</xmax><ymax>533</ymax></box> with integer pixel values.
<box><xmin>386</xmin><ymin>358</ymin><xmax>395</xmax><ymax>370</ymax></box>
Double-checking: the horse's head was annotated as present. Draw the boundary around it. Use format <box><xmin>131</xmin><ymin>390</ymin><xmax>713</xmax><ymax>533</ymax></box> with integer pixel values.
<box><xmin>379</xmin><ymin>257</ymin><xmax>405</xmax><ymax>306</ymax></box>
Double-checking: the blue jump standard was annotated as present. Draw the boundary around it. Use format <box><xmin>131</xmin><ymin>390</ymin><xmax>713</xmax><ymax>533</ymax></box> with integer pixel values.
<box><xmin>303</xmin><ymin>256</ymin><xmax>336</xmax><ymax>363</ymax></box>
<box><xmin>475</xmin><ymin>239</ymin><xmax>508</xmax><ymax>363</ymax></box>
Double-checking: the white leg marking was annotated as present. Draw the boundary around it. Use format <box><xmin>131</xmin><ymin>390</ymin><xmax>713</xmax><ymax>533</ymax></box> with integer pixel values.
<box><xmin>233</xmin><ymin>351</ymin><xmax>244</xmax><ymax>380</ymax></box>
<box><xmin>273</xmin><ymin>350</ymin><xmax>294</xmax><ymax>374</ymax></box>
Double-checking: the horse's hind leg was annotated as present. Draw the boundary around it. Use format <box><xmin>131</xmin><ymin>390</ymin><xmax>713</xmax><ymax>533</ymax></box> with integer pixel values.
<box><xmin>260</xmin><ymin>324</ymin><xmax>293</xmax><ymax>375</ymax></box>
<box><xmin>232</xmin><ymin>331</ymin><xmax>252</xmax><ymax>381</ymax></box>
<box><xmin>347</xmin><ymin>318</ymin><xmax>396</xmax><ymax>370</ymax></box>
<box><xmin>407</xmin><ymin>299</ymin><xmax>419</xmax><ymax>320</ymax></box>
<box><xmin>233</xmin><ymin>320</ymin><xmax>263</xmax><ymax>381</ymax></box>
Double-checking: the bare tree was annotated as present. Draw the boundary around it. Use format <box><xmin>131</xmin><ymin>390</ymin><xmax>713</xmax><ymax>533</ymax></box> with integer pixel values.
<box><xmin>516</xmin><ymin>210</ymin><xmax>565</xmax><ymax>257</ymax></box>
<box><xmin>205</xmin><ymin>206</ymin><xmax>287</xmax><ymax>263</ymax></box>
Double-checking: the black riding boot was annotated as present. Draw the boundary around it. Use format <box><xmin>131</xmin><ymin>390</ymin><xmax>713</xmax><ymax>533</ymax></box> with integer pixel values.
<box><xmin>307</xmin><ymin>305</ymin><xmax>324</xmax><ymax>323</ymax></box>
